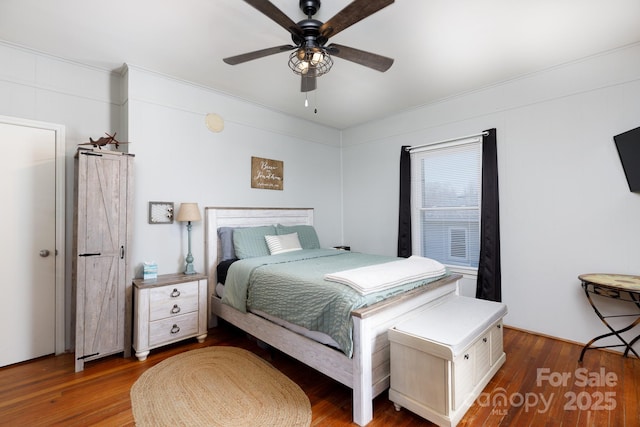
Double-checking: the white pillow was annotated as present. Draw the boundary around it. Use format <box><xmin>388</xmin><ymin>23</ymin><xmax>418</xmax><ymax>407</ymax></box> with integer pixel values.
<box><xmin>265</xmin><ymin>232</ymin><xmax>302</xmax><ymax>255</ymax></box>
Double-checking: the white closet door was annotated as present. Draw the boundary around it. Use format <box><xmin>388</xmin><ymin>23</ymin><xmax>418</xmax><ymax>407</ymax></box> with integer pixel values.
<box><xmin>0</xmin><ymin>121</ymin><xmax>57</xmax><ymax>367</ymax></box>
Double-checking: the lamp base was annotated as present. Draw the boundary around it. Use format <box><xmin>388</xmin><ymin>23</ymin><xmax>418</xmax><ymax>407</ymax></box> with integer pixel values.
<box><xmin>183</xmin><ymin>220</ymin><xmax>197</xmax><ymax>275</ymax></box>
<box><xmin>184</xmin><ymin>263</ymin><xmax>197</xmax><ymax>275</ymax></box>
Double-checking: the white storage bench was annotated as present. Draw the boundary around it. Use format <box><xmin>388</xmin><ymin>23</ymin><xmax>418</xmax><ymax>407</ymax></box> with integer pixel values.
<box><xmin>388</xmin><ymin>295</ymin><xmax>507</xmax><ymax>427</ymax></box>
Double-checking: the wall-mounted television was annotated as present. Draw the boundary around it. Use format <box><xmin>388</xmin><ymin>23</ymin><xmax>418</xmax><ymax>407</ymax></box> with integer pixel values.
<box><xmin>614</xmin><ymin>126</ymin><xmax>640</xmax><ymax>193</ymax></box>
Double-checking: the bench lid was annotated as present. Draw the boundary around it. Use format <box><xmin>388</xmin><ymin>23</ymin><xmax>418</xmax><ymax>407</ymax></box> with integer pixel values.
<box><xmin>392</xmin><ymin>295</ymin><xmax>507</xmax><ymax>356</ymax></box>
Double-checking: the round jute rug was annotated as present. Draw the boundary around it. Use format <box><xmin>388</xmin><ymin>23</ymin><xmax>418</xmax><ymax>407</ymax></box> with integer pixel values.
<box><xmin>130</xmin><ymin>346</ymin><xmax>311</xmax><ymax>426</ymax></box>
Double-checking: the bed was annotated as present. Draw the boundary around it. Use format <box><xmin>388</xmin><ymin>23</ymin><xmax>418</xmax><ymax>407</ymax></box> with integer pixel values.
<box><xmin>204</xmin><ymin>207</ymin><xmax>462</xmax><ymax>426</ymax></box>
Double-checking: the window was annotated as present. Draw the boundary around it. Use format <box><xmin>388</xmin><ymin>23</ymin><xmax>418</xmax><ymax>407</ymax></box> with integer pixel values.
<box><xmin>410</xmin><ymin>137</ymin><xmax>482</xmax><ymax>269</ymax></box>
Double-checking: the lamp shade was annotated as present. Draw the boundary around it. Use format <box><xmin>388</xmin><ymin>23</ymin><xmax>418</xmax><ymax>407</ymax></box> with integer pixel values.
<box><xmin>176</xmin><ymin>203</ymin><xmax>201</xmax><ymax>222</ymax></box>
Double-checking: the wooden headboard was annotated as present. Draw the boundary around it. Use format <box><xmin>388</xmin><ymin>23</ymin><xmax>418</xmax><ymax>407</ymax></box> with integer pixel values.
<box><xmin>204</xmin><ymin>207</ymin><xmax>314</xmax><ymax>285</ymax></box>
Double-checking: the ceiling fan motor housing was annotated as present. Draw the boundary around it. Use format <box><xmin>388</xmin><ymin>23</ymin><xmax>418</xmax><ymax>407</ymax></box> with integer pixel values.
<box><xmin>294</xmin><ymin>19</ymin><xmax>326</xmax><ymax>48</ymax></box>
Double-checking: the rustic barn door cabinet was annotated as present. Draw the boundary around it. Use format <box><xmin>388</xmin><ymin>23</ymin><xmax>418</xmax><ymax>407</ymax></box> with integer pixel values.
<box><xmin>73</xmin><ymin>148</ymin><xmax>134</xmax><ymax>372</ymax></box>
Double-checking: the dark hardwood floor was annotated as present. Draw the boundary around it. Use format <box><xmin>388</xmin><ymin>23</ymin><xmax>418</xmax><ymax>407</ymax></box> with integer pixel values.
<box><xmin>0</xmin><ymin>323</ymin><xmax>638</xmax><ymax>426</ymax></box>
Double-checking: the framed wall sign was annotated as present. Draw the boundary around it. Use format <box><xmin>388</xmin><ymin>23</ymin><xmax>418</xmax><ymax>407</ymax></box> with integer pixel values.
<box><xmin>148</xmin><ymin>201</ymin><xmax>174</xmax><ymax>224</ymax></box>
<box><xmin>251</xmin><ymin>156</ymin><xmax>283</xmax><ymax>191</ymax></box>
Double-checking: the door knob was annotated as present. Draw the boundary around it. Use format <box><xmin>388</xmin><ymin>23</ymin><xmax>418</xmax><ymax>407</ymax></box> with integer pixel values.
<box><xmin>39</xmin><ymin>249</ymin><xmax>51</xmax><ymax>257</ymax></box>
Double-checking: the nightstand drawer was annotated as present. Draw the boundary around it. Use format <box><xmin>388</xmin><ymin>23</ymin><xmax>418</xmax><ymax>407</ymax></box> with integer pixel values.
<box><xmin>149</xmin><ymin>281</ymin><xmax>199</xmax><ymax>321</ymax></box>
<box><xmin>149</xmin><ymin>312</ymin><xmax>199</xmax><ymax>347</ymax></box>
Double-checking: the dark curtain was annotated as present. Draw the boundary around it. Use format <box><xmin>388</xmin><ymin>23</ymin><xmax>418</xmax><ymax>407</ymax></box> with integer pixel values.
<box><xmin>397</xmin><ymin>146</ymin><xmax>412</xmax><ymax>258</ymax></box>
<box><xmin>476</xmin><ymin>128</ymin><xmax>502</xmax><ymax>301</ymax></box>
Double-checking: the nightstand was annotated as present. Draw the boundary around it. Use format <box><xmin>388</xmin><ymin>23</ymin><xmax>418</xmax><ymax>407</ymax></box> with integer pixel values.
<box><xmin>133</xmin><ymin>273</ymin><xmax>208</xmax><ymax>361</ymax></box>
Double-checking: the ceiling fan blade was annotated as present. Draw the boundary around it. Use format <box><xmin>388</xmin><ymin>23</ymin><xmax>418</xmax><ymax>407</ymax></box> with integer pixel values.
<box><xmin>326</xmin><ymin>44</ymin><xmax>393</xmax><ymax>72</ymax></box>
<box><xmin>320</xmin><ymin>0</ymin><xmax>394</xmax><ymax>39</ymax></box>
<box><xmin>244</xmin><ymin>0</ymin><xmax>303</xmax><ymax>38</ymax></box>
<box><xmin>223</xmin><ymin>45</ymin><xmax>295</xmax><ymax>65</ymax></box>
<box><xmin>301</xmin><ymin>74</ymin><xmax>317</xmax><ymax>92</ymax></box>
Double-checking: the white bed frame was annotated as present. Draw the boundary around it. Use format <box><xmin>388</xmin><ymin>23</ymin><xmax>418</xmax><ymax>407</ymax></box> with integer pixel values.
<box><xmin>204</xmin><ymin>207</ymin><xmax>461</xmax><ymax>426</ymax></box>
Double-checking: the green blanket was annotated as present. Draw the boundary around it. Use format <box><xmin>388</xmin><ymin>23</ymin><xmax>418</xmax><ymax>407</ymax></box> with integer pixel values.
<box><xmin>221</xmin><ymin>249</ymin><xmax>447</xmax><ymax>357</ymax></box>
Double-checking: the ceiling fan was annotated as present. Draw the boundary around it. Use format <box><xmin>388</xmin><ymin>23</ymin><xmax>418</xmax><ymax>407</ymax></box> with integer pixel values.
<box><xmin>223</xmin><ymin>0</ymin><xmax>395</xmax><ymax>92</ymax></box>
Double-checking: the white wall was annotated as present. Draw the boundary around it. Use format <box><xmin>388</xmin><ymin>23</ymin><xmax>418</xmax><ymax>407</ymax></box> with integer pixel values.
<box><xmin>341</xmin><ymin>43</ymin><xmax>640</xmax><ymax>350</ymax></box>
<box><xmin>0</xmin><ymin>43</ymin><xmax>343</xmax><ymax>351</ymax></box>
<box><xmin>0</xmin><ymin>41</ymin><xmax>123</xmax><ymax>351</ymax></box>
<box><xmin>124</xmin><ymin>65</ymin><xmax>343</xmax><ymax>278</ymax></box>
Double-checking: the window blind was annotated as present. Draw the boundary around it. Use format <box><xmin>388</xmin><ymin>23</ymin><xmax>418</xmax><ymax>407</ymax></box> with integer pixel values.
<box><xmin>410</xmin><ymin>138</ymin><xmax>482</xmax><ymax>268</ymax></box>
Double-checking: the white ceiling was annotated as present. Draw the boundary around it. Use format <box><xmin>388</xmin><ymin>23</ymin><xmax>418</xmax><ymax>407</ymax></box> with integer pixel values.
<box><xmin>1</xmin><ymin>0</ymin><xmax>640</xmax><ymax>129</ymax></box>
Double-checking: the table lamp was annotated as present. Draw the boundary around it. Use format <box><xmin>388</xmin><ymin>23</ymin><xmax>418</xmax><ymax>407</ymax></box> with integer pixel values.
<box><xmin>176</xmin><ymin>202</ymin><xmax>201</xmax><ymax>274</ymax></box>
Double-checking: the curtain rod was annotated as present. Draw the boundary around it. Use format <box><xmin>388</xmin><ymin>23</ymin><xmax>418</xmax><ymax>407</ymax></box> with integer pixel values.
<box><xmin>405</xmin><ymin>131</ymin><xmax>489</xmax><ymax>152</ymax></box>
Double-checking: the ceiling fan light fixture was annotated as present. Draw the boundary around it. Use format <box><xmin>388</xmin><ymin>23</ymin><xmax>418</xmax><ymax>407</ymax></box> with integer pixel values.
<box><xmin>297</xmin><ymin>60</ymin><xmax>310</xmax><ymax>74</ymax></box>
<box><xmin>310</xmin><ymin>51</ymin><xmax>324</xmax><ymax>66</ymax></box>
<box><xmin>288</xmin><ymin>48</ymin><xmax>333</xmax><ymax>77</ymax></box>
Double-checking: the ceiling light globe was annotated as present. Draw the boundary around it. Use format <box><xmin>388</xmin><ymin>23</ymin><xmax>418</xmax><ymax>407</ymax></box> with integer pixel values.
<box><xmin>298</xmin><ymin>61</ymin><xmax>310</xmax><ymax>74</ymax></box>
<box><xmin>310</xmin><ymin>52</ymin><xmax>324</xmax><ymax>66</ymax></box>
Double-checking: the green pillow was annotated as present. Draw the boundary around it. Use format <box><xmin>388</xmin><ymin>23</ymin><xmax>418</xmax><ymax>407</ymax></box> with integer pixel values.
<box><xmin>276</xmin><ymin>224</ymin><xmax>320</xmax><ymax>249</ymax></box>
<box><xmin>233</xmin><ymin>225</ymin><xmax>276</xmax><ymax>259</ymax></box>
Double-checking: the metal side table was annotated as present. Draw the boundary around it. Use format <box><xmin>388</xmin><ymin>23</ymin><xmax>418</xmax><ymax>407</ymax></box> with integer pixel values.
<box><xmin>578</xmin><ymin>273</ymin><xmax>640</xmax><ymax>362</ymax></box>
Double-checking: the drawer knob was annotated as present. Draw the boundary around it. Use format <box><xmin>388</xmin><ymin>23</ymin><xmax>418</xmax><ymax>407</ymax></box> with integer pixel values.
<box><xmin>464</xmin><ymin>354</ymin><xmax>469</xmax><ymax>360</ymax></box>
<box><xmin>170</xmin><ymin>324</ymin><xmax>180</xmax><ymax>334</ymax></box>
<box><xmin>171</xmin><ymin>304</ymin><xmax>181</xmax><ymax>314</ymax></box>
<box><xmin>170</xmin><ymin>288</ymin><xmax>181</xmax><ymax>298</ymax></box>
<box><xmin>483</xmin><ymin>337</ymin><xmax>488</xmax><ymax>343</ymax></box>
<box><xmin>497</xmin><ymin>324</ymin><xmax>501</xmax><ymax>329</ymax></box>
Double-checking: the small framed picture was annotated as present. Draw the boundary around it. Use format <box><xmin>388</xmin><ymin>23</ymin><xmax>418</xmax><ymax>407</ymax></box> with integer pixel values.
<box><xmin>148</xmin><ymin>202</ymin><xmax>174</xmax><ymax>224</ymax></box>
